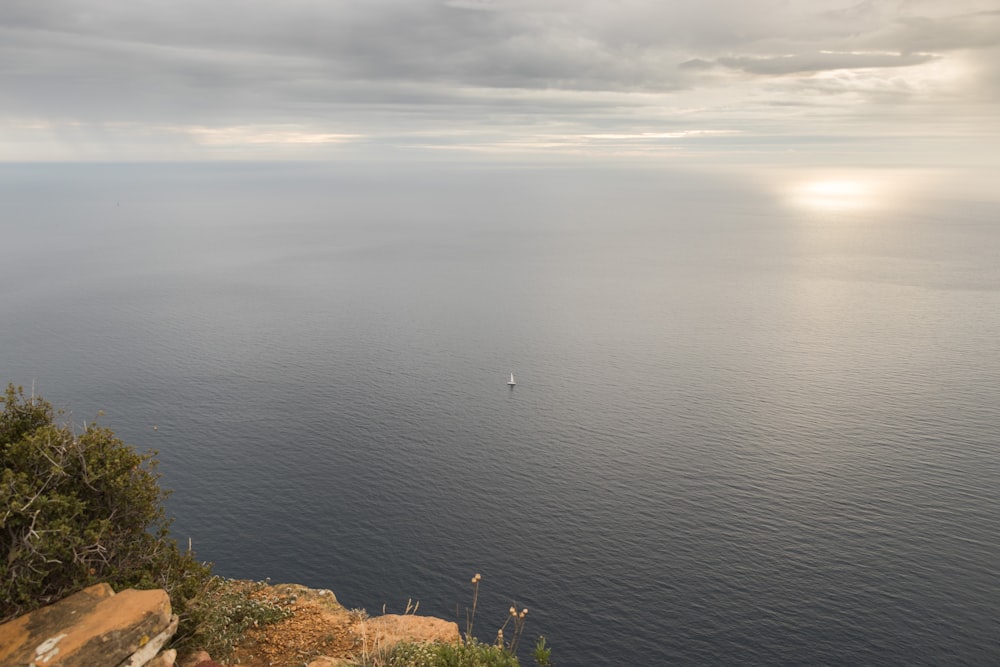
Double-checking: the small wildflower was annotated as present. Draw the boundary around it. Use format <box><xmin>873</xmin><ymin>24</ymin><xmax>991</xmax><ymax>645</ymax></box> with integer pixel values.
<box><xmin>509</xmin><ymin>605</ymin><xmax>517</xmax><ymax>616</ymax></box>
<box><xmin>471</xmin><ymin>573</ymin><xmax>482</xmax><ymax>583</ymax></box>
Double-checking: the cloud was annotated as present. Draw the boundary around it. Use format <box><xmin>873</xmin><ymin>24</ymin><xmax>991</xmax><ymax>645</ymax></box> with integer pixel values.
<box><xmin>184</xmin><ymin>126</ymin><xmax>362</xmax><ymax>146</ymax></box>
<box><xmin>0</xmin><ymin>0</ymin><xmax>997</xmax><ymax>161</ymax></box>
<box><xmin>442</xmin><ymin>0</ymin><xmax>504</xmax><ymax>11</ymax></box>
<box><xmin>861</xmin><ymin>8</ymin><xmax>1000</xmax><ymax>53</ymax></box>
<box><xmin>717</xmin><ymin>51</ymin><xmax>937</xmax><ymax>75</ymax></box>
<box><xmin>0</xmin><ymin>1</ymin><xmax>991</xmax><ymax>93</ymax></box>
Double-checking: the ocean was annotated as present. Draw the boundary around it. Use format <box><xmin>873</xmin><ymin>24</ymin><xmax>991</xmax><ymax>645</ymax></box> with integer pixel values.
<box><xmin>2</xmin><ymin>161</ymin><xmax>999</xmax><ymax>665</ymax></box>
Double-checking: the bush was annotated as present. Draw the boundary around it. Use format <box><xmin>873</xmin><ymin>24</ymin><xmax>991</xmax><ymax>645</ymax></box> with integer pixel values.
<box><xmin>361</xmin><ymin>639</ymin><xmax>522</xmax><ymax>667</ymax></box>
<box><xmin>175</xmin><ymin>577</ymin><xmax>294</xmax><ymax>659</ymax></box>
<box><xmin>0</xmin><ymin>383</ymin><xmax>212</xmax><ymax>634</ymax></box>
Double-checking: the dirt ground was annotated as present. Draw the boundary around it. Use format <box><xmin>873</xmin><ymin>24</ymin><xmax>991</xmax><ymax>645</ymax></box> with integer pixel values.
<box><xmin>228</xmin><ymin>584</ymin><xmax>361</xmax><ymax>667</ymax></box>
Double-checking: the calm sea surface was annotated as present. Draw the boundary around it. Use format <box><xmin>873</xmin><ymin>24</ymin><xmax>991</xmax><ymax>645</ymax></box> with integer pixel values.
<box><xmin>2</xmin><ymin>162</ymin><xmax>999</xmax><ymax>665</ymax></box>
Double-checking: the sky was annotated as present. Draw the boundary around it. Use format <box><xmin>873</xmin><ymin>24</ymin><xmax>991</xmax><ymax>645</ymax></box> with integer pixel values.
<box><xmin>2</xmin><ymin>0</ymin><xmax>999</xmax><ymax>165</ymax></box>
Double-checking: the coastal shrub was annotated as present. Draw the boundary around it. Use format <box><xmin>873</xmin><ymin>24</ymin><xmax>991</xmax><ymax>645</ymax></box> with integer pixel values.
<box><xmin>0</xmin><ymin>383</ymin><xmax>211</xmax><ymax>633</ymax></box>
<box><xmin>361</xmin><ymin>636</ymin><xmax>551</xmax><ymax>667</ymax></box>
<box><xmin>379</xmin><ymin>638</ymin><xmax>522</xmax><ymax>666</ymax></box>
<box><xmin>532</xmin><ymin>637</ymin><xmax>551</xmax><ymax>667</ymax></box>
<box><xmin>175</xmin><ymin>577</ymin><xmax>294</xmax><ymax>659</ymax></box>
<box><xmin>354</xmin><ymin>575</ymin><xmax>552</xmax><ymax>667</ymax></box>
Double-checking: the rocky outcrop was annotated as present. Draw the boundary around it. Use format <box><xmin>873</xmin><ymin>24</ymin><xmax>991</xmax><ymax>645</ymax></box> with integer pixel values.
<box><xmin>230</xmin><ymin>583</ymin><xmax>461</xmax><ymax>667</ymax></box>
<box><xmin>354</xmin><ymin>614</ymin><xmax>461</xmax><ymax>650</ymax></box>
<box><xmin>0</xmin><ymin>582</ymin><xmax>462</xmax><ymax>667</ymax></box>
<box><xmin>0</xmin><ymin>584</ymin><xmax>177</xmax><ymax>667</ymax></box>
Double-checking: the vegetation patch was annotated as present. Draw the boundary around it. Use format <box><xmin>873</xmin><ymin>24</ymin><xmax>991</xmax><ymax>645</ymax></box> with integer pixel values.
<box><xmin>0</xmin><ymin>382</ymin><xmax>291</xmax><ymax>657</ymax></box>
<box><xmin>179</xmin><ymin>577</ymin><xmax>295</xmax><ymax>659</ymax></box>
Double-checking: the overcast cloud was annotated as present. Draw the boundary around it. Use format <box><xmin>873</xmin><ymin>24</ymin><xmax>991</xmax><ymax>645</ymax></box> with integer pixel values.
<box><xmin>1</xmin><ymin>0</ymin><xmax>998</xmax><ymax>162</ymax></box>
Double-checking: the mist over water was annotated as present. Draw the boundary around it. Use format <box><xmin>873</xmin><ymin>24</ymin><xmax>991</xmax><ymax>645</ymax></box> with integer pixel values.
<box><xmin>2</xmin><ymin>162</ymin><xmax>999</xmax><ymax>665</ymax></box>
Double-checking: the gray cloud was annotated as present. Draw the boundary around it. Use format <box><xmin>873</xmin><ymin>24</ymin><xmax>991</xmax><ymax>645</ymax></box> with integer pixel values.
<box><xmin>717</xmin><ymin>51</ymin><xmax>937</xmax><ymax>75</ymax></box>
<box><xmin>5</xmin><ymin>0</ymin><xmax>971</xmax><ymax>94</ymax></box>
<box><xmin>861</xmin><ymin>9</ymin><xmax>1000</xmax><ymax>53</ymax></box>
<box><xmin>1</xmin><ymin>0</ymin><xmax>997</xmax><ymax>160</ymax></box>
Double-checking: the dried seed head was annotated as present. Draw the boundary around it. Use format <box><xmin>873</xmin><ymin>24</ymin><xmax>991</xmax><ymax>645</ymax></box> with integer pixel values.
<box><xmin>509</xmin><ymin>606</ymin><xmax>517</xmax><ymax>616</ymax></box>
<box><xmin>471</xmin><ymin>573</ymin><xmax>482</xmax><ymax>583</ymax></box>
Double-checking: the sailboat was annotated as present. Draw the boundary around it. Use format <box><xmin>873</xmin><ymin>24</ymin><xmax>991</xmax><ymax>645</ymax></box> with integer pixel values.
<box><xmin>508</xmin><ymin>372</ymin><xmax>516</xmax><ymax>386</ymax></box>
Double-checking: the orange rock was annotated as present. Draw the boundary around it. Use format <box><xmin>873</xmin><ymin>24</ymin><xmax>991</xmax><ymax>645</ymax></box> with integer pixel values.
<box><xmin>146</xmin><ymin>648</ymin><xmax>178</xmax><ymax>667</ymax></box>
<box><xmin>354</xmin><ymin>614</ymin><xmax>460</xmax><ymax>652</ymax></box>
<box><xmin>0</xmin><ymin>584</ymin><xmax>172</xmax><ymax>667</ymax></box>
<box><xmin>177</xmin><ymin>649</ymin><xmax>213</xmax><ymax>667</ymax></box>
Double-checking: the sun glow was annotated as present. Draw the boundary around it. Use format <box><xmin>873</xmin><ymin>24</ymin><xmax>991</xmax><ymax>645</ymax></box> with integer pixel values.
<box><xmin>789</xmin><ymin>178</ymin><xmax>878</xmax><ymax>211</ymax></box>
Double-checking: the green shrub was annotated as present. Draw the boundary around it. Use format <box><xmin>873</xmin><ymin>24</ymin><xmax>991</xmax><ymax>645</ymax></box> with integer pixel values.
<box><xmin>532</xmin><ymin>637</ymin><xmax>551</xmax><ymax>667</ymax></box>
<box><xmin>0</xmin><ymin>383</ymin><xmax>212</xmax><ymax>636</ymax></box>
<box><xmin>366</xmin><ymin>639</ymin><xmax>522</xmax><ymax>667</ymax></box>
<box><xmin>175</xmin><ymin>577</ymin><xmax>294</xmax><ymax>659</ymax></box>
<box><xmin>354</xmin><ymin>575</ymin><xmax>554</xmax><ymax>667</ymax></box>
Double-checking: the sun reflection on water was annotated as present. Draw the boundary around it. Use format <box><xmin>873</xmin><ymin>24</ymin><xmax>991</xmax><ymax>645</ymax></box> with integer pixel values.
<box><xmin>790</xmin><ymin>179</ymin><xmax>878</xmax><ymax>211</ymax></box>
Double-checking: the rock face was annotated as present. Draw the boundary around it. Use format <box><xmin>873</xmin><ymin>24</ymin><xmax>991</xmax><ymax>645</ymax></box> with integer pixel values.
<box><xmin>0</xmin><ymin>584</ymin><xmax>176</xmax><ymax>667</ymax></box>
<box><xmin>355</xmin><ymin>614</ymin><xmax>461</xmax><ymax>651</ymax></box>
<box><xmin>229</xmin><ymin>582</ymin><xmax>461</xmax><ymax>667</ymax></box>
<box><xmin>0</xmin><ymin>581</ymin><xmax>463</xmax><ymax>667</ymax></box>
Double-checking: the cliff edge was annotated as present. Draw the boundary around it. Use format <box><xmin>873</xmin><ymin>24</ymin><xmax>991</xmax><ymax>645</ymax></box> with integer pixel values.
<box><xmin>0</xmin><ymin>582</ymin><xmax>459</xmax><ymax>667</ymax></box>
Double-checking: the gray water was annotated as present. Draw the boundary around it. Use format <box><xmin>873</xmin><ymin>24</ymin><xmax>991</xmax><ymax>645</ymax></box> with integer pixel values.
<box><xmin>2</xmin><ymin>162</ymin><xmax>999</xmax><ymax>665</ymax></box>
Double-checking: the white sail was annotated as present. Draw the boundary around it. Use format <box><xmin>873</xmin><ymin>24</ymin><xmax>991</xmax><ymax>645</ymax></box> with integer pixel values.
<box><xmin>508</xmin><ymin>372</ymin><xmax>516</xmax><ymax>386</ymax></box>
